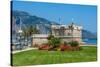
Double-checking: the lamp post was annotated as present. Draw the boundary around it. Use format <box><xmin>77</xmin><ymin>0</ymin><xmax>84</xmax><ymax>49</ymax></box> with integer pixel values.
<box><xmin>18</xmin><ymin>17</ymin><xmax>23</xmax><ymax>50</ymax></box>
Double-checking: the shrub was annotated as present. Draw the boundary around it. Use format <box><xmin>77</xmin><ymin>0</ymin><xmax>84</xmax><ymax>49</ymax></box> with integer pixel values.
<box><xmin>68</xmin><ymin>41</ymin><xmax>79</xmax><ymax>47</ymax></box>
<box><xmin>48</xmin><ymin>37</ymin><xmax>61</xmax><ymax>48</ymax></box>
<box><xmin>47</xmin><ymin>35</ymin><xmax>54</xmax><ymax>40</ymax></box>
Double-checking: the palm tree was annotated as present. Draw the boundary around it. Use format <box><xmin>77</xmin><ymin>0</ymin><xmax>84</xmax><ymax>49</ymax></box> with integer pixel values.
<box><xmin>22</xmin><ymin>25</ymin><xmax>39</xmax><ymax>47</ymax></box>
<box><xmin>68</xmin><ymin>23</ymin><xmax>74</xmax><ymax>42</ymax></box>
<box><xmin>60</xmin><ymin>26</ymin><xmax>65</xmax><ymax>36</ymax></box>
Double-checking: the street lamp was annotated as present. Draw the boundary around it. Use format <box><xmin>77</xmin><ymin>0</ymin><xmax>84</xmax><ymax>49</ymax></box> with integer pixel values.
<box><xmin>18</xmin><ymin>17</ymin><xmax>23</xmax><ymax>50</ymax></box>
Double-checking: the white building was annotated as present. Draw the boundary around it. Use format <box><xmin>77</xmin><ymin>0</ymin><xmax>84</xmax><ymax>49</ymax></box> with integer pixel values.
<box><xmin>32</xmin><ymin>23</ymin><xmax>82</xmax><ymax>45</ymax></box>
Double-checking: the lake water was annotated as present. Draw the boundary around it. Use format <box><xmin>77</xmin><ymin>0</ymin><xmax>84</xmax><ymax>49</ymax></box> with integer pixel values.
<box><xmin>82</xmin><ymin>39</ymin><xmax>97</xmax><ymax>45</ymax></box>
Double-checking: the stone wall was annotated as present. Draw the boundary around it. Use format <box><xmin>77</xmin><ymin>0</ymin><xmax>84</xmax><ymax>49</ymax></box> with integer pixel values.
<box><xmin>32</xmin><ymin>34</ymin><xmax>82</xmax><ymax>46</ymax></box>
<box><xmin>32</xmin><ymin>38</ymin><xmax>48</xmax><ymax>46</ymax></box>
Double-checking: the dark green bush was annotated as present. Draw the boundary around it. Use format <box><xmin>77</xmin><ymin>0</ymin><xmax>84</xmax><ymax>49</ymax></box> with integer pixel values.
<box><xmin>48</xmin><ymin>37</ymin><xmax>61</xmax><ymax>47</ymax></box>
<box><xmin>69</xmin><ymin>41</ymin><xmax>79</xmax><ymax>47</ymax></box>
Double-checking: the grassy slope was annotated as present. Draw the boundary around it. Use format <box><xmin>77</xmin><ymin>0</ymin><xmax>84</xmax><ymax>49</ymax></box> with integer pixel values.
<box><xmin>12</xmin><ymin>46</ymin><xmax>97</xmax><ymax>66</ymax></box>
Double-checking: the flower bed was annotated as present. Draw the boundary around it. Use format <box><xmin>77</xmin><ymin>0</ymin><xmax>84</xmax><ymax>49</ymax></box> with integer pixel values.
<box><xmin>38</xmin><ymin>43</ymin><xmax>82</xmax><ymax>51</ymax></box>
<box><xmin>38</xmin><ymin>35</ymin><xmax>82</xmax><ymax>51</ymax></box>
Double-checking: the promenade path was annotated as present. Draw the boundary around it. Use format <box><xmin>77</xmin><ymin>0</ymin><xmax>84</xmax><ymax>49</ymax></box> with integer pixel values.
<box><xmin>12</xmin><ymin>48</ymin><xmax>37</xmax><ymax>54</ymax></box>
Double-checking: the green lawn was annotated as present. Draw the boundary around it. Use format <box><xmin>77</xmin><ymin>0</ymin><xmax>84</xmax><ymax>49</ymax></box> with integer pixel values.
<box><xmin>12</xmin><ymin>46</ymin><xmax>97</xmax><ymax>66</ymax></box>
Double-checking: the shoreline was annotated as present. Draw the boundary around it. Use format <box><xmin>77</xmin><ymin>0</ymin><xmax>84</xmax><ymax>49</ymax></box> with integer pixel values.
<box><xmin>80</xmin><ymin>41</ymin><xmax>97</xmax><ymax>46</ymax></box>
<box><xmin>80</xmin><ymin>43</ymin><xmax>97</xmax><ymax>46</ymax></box>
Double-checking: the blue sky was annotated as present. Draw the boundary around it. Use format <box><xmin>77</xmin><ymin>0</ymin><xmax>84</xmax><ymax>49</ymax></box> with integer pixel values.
<box><xmin>12</xmin><ymin>1</ymin><xmax>97</xmax><ymax>33</ymax></box>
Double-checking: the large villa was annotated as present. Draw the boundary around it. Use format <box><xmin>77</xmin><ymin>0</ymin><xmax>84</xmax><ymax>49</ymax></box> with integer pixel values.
<box><xmin>32</xmin><ymin>23</ymin><xmax>82</xmax><ymax>46</ymax></box>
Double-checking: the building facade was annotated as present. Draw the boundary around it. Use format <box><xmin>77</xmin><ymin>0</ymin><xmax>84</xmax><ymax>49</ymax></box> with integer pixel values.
<box><xmin>32</xmin><ymin>23</ymin><xmax>82</xmax><ymax>45</ymax></box>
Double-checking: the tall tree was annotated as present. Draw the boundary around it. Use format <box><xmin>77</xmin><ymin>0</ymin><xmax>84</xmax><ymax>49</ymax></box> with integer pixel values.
<box><xmin>68</xmin><ymin>23</ymin><xmax>74</xmax><ymax>41</ymax></box>
<box><xmin>22</xmin><ymin>25</ymin><xmax>39</xmax><ymax>47</ymax></box>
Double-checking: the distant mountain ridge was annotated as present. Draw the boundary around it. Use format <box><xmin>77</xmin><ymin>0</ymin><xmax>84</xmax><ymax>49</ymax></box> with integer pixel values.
<box><xmin>12</xmin><ymin>10</ymin><xmax>97</xmax><ymax>39</ymax></box>
<box><xmin>12</xmin><ymin>10</ymin><xmax>59</xmax><ymax>25</ymax></box>
<box><xmin>12</xmin><ymin>10</ymin><xmax>59</xmax><ymax>34</ymax></box>
<box><xmin>82</xmin><ymin>30</ymin><xmax>97</xmax><ymax>39</ymax></box>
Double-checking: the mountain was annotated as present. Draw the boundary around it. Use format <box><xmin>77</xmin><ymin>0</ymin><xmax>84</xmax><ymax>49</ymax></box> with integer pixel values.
<box><xmin>12</xmin><ymin>10</ymin><xmax>97</xmax><ymax>39</ymax></box>
<box><xmin>12</xmin><ymin>10</ymin><xmax>59</xmax><ymax>34</ymax></box>
<box><xmin>82</xmin><ymin>29</ymin><xmax>97</xmax><ymax>39</ymax></box>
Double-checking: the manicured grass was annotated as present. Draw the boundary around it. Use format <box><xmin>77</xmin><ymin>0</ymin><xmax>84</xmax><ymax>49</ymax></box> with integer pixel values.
<box><xmin>12</xmin><ymin>46</ymin><xmax>97</xmax><ymax>66</ymax></box>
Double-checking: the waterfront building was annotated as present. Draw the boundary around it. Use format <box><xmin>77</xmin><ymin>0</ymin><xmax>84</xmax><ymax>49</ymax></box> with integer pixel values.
<box><xmin>32</xmin><ymin>23</ymin><xmax>82</xmax><ymax>45</ymax></box>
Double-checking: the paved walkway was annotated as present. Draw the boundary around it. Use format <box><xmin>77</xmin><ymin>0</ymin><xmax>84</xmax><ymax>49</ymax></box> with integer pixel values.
<box><xmin>12</xmin><ymin>48</ymin><xmax>37</xmax><ymax>54</ymax></box>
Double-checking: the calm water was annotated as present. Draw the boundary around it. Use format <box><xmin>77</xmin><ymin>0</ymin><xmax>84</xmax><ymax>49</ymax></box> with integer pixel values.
<box><xmin>82</xmin><ymin>39</ymin><xmax>97</xmax><ymax>45</ymax></box>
